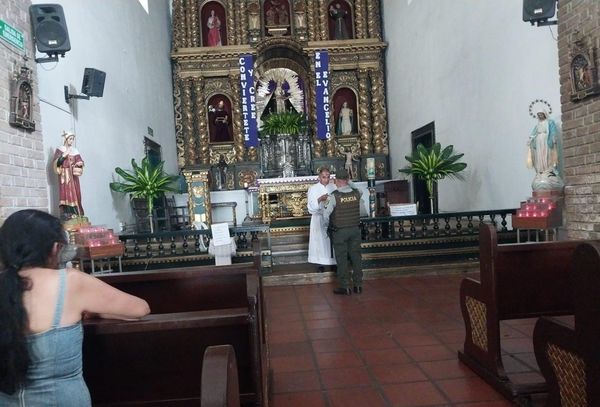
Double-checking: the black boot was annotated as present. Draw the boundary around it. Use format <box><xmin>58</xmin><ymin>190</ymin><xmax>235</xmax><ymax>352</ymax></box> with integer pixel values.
<box><xmin>317</xmin><ymin>266</ymin><xmax>325</xmax><ymax>273</ymax></box>
<box><xmin>333</xmin><ymin>287</ymin><xmax>351</xmax><ymax>295</ymax></box>
<box><xmin>353</xmin><ymin>286</ymin><xmax>362</xmax><ymax>294</ymax></box>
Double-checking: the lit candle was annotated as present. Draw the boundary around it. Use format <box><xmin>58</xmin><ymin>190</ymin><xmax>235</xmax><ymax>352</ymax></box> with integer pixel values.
<box><xmin>243</xmin><ymin>182</ymin><xmax>249</xmax><ymax>189</ymax></box>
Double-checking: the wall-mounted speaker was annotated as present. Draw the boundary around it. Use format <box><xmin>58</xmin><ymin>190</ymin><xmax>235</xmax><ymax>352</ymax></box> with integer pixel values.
<box><xmin>82</xmin><ymin>68</ymin><xmax>106</xmax><ymax>97</ymax></box>
<box><xmin>29</xmin><ymin>4</ymin><xmax>71</xmax><ymax>55</ymax></box>
<box><xmin>523</xmin><ymin>0</ymin><xmax>556</xmax><ymax>22</ymax></box>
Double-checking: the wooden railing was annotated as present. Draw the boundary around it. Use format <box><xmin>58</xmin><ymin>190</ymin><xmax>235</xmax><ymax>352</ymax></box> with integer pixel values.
<box><xmin>360</xmin><ymin>209</ymin><xmax>516</xmax><ymax>241</ymax></box>
<box><xmin>118</xmin><ymin>224</ymin><xmax>270</xmax><ymax>259</ymax></box>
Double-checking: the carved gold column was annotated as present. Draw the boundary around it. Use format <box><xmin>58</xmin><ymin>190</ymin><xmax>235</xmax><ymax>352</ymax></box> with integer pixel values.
<box><xmin>229</xmin><ymin>72</ymin><xmax>245</xmax><ymax>162</ymax></box>
<box><xmin>174</xmin><ymin>73</ymin><xmax>185</xmax><ymax>168</ymax></box>
<box><xmin>188</xmin><ymin>0</ymin><xmax>199</xmax><ymax>47</ymax></box>
<box><xmin>318</xmin><ymin>1</ymin><xmax>329</xmax><ymax>41</ymax></box>
<box><xmin>358</xmin><ymin>68</ymin><xmax>372</xmax><ymax>155</ymax></box>
<box><xmin>171</xmin><ymin>0</ymin><xmax>187</xmax><ymax>49</ymax></box>
<box><xmin>354</xmin><ymin>0</ymin><xmax>367</xmax><ymax>39</ymax></box>
<box><xmin>227</xmin><ymin>0</ymin><xmax>236</xmax><ymax>45</ymax></box>
<box><xmin>238</xmin><ymin>0</ymin><xmax>248</xmax><ymax>45</ymax></box>
<box><xmin>306</xmin><ymin>0</ymin><xmax>317</xmax><ymax>42</ymax></box>
<box><xmin>185</xmin><ymin>0</ymin><xmax>194</xmax><ymax>47</ymax></box>
<box><xmin>182</xmin><ymin>78</ymin><xmax>196</xmax><ymax>165</ymax></box>
<box><xmin>193</xmin><ymin>76</ymin><xmax>210</xmax><ymax>164</ymax></box>
<box><xmin>370</xmin><ymin>67</ymin><xmax>388</xmax><ymax>154</ymax></box>
<box><xmin>366</xmin><ymin>0</ymin><xmax>382</xmax><ymax>40</ymax></box>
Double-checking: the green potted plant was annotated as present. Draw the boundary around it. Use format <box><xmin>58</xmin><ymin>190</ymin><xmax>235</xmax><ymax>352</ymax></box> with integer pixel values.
<box><xmin>398</xmin><ymin>143</ymin><xmax>467</xmax><ymax>214</ymax></box>
<box><xmin>110</xmin><ymin>157</ymin><xmax>179</xmax><ymax>233</ymax></box>
<box><xmin>259</xmin><ymin>111</ymin><xmax>307</xmax><ymax>136</ymax></box>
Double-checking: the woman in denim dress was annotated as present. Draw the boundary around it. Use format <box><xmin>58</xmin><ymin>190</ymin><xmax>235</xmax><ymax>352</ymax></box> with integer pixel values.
<box><xmin>0</xmin><ymin>210</ymin><xmax>150</xmax><ymax>406</ymax></box>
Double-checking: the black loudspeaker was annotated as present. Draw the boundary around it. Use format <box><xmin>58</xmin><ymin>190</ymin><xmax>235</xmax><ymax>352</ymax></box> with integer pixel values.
<box><xmin>81</xmin><ymin>68</ymin><xmax>106</xmax><ymax>97</ymax></box>
<box><xmin>523</xmin><ymin>0</ymin><xmax>556</xmax><ymax>22</ymax></box>
<box><xmin>29</xmin><ymin>4</ymin><xmax>71</xmax><ymax>55</ymax></box>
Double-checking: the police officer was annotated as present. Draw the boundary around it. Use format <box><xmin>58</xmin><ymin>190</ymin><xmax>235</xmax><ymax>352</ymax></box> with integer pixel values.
<box><xmin>323</xmin><ymin>167</ymin><xmax>363</xmax><ymax>295</ymax></box>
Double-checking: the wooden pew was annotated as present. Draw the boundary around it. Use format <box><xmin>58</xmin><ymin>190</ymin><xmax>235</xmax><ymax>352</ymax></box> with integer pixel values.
<box><xmin>83</xmin><ymin>257</ymin><xmax>269</xmax><ymax>406</ymax></box>
<box><xmin>458</xmin><ymin>223</ymin><xmax>584</xmax><ymax>402</ymax></box>
<box><xmin>533</xmin><ymin>242</ymin><xmax>600</xmax><ymax>407</ymax></box>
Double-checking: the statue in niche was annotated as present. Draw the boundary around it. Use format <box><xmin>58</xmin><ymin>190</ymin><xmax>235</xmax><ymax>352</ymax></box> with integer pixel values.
<box><xmin>340</xmin><ymin>145</ymin><xmax>358</xmax><ymax>180</ymax></box>
<box><xmin>336</xmin><ymin>101</ymin><xmax>354</xmax><ymax>135</ymax></box>
<box><xmin>294</xmin><ymin>1</ymin><xmax>306</xmax><ymax>28</ymax></box>
<box><xmin>209</xmin><ymin>99</ymin><xmax>233</xmax><ymax>143</ymax></box>
<box><xmin>214</xmin><ymin>154</ymin><xmax>228</xmax><ymax>190</ymax></box>
<box><xmin>9</xmin><ymin>66</ymin><xmax>35</xmax><ymax>130</ymax></box>
<box><xmin>206</xmin><ymin>9</ymin><xmax>222</xmax><ymax>46</ymax></box>
<box><xmin>278</xmin><ymin>4</ymin><xmax>289</xmax><ymax>25</ymax></box>
<box><xmin>248</xmin><ymin>2</ymin><xmax>260</xmax><ymax>30</ymax></box>
<box><xmin>329</xmin><ymin>2</ymin><xmax>349</xmax><ymax>40</ymax></box>
<box><xmin>256</xmin><ymin>68</ymin><xmax>305</xmax><ymax>123</ymax></box>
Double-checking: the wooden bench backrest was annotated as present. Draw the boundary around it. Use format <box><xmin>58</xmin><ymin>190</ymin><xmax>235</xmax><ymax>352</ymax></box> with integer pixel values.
<box><xmin>571</xmin><ymin>242</ymin><xmax>600</xmax><ymax>345</ymax></box>
<box><xmin>479</xmin><ymin>223</ymin><xmax>581</xmax><ymax>319</ymax></box>
<box><xmin>96</xmin><ymin>263</ymin><xmax>257</xmax><ymax>313</ymax></box>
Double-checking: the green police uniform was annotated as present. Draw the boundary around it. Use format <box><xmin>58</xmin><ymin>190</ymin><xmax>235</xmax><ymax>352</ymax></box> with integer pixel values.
<box><xmin>324</xmin><ymin>173</ymin><xmax>363</xmax><ymax>291</ymax></box>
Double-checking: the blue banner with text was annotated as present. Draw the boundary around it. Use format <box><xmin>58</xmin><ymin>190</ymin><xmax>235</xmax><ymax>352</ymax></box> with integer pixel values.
<box><xmin>315</xmin><ymin>51</ymin><xmax>331</xmax><ymax>141</ymax></box>
<box><xmin>239</xmin><ymin>54</ymin><xmax>258</xmax><ymax>147</ymax></box>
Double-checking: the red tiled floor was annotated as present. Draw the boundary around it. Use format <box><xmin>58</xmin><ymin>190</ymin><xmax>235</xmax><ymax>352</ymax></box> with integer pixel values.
<box><xmin>327</xmin><ymin>387</ymin><xmax>389</xmax><ymax>407</ymax></box>
<box><xmin>264</xmin><ymin>276</ymin><xmax>547</xmax><ymax>407</ymax></box>
<box><xmin>272</xmin><ymin>391</ymin><xmax>327</xmax><ymax>407</ymax></box>
<box><xmin>382</xmin><ymin>381</ymin><xmax>448</xmax><ymax>406</ymax></box>
<box><xmin>319</xmin><ymin>366</ymin><xmax>372</xmax><ymax>389</ymax></box>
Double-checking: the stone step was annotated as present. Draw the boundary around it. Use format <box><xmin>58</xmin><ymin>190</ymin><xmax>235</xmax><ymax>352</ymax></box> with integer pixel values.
<box><xmin>271</xmin><ymin>249</ymin><xmax>308</xmax><ymax>265</ymax></box>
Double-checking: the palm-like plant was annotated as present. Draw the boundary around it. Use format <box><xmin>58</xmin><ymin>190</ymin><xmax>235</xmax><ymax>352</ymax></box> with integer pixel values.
<box><xmin>259</xmin><ymin>111</ymin><xmax>307</xmax><ymax>136</ymax></box>
<box><xmin>398</xmin><ymin>143</ymin><xmax>467</xmax><ymax>213</ymax></box>
<box><xmin>110</xmin><ymin>157</ymin><xmax>179</xmax><ymax>233</ymax></box>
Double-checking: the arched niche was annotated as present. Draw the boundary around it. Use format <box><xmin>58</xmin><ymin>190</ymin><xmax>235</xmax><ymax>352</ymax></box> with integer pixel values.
<box><xmin>200</xmin><ymin>0</ymin><xmax>227</xmax><ymax>47</ymax></box>
<box><xmin>263</xmin><ymin>0</ymin><xmax>291</xmax><ymax>36</ymax></box>
<box><xmin>327</xmin><ymin>0</ymin><xmax>354</xmax><ymax>40</ymax></box>
<box><xmin>207</xmin><ymin>94</ymin><xmax>233</xmax><ymax>143</ymax></box>
<box><xmin>333</xmin><ymin>87</ymin><xmax>358</xmax><ymax>136</ymax></box>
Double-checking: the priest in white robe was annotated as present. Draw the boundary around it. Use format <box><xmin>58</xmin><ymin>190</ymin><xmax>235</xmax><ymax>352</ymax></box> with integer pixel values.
<box><xmin>307</xmin><ymin>167</ymin><xmax>337</xmax><ymax>270</ymax></box>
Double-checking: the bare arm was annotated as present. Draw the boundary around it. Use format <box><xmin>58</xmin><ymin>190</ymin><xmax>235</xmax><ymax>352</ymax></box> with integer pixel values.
<box><xmin>69</xmin><ymin>269</ymin><xmax>150</xmax><ymax>320</ymax></box>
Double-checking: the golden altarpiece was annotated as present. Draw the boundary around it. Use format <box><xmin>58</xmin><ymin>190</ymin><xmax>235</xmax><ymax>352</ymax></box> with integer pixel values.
<box><xmin>172</xmin><ymin>0</ymin><xmax>389</xmax><ymax>224</ymax></box>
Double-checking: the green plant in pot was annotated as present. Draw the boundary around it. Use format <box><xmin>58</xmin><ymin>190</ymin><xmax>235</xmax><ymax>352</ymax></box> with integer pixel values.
<box><xmin>109</xmin><ymin>157</ymin><xmax>179</xmax><ymax>233</ymax></box>
<box><xmin>398</xmin><ymin>143</ymin><xmax>467</xmax><ymax>214</ymax></box>
<box><xmin>259</xmin><ymin>111</ymin><xmax>308</xmax><ymax>136</ymax></box>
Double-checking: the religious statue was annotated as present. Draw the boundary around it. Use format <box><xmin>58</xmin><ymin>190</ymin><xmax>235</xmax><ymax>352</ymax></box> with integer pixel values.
<box><xmin>266</xmin><ymin>6</ymin><xmax>276</xmax><ymax>26</ymax></box>
<box><xmin>209</xmin><ymin>100</ymin><xmax>232</xmax><ymax>142</ymax></box>
<box><xmin>526</xmin><ymin>102</ymin><xmax>564</xmax><ymax>191</ymax></box>
<box><xmin>340</xmin><ymin>146</ymin><xmax>358</xmax><ymax>180</ymax></box>
<box><xmin>206</xmin><ymin>9</ymin><xmax>222</xmax><ymax>46</ymax></box>
<box><xmin>214</xmin><ymin>154</ymin><xmax>228</xmax><ymax>190</ymax></box>
<box><xmin>336</xmin><ymin>101</ymin><xmax>354</xmax><ymax>135</ymax></box>
<box><xmin>53</xmin><ymin>132</ymin><xmax>84</xmax><ymax>219</ymax></box>
<box><xmin>329</xmin><ymin>3</ymin><xmax>349</xmax><ymax>40</ymax></box>
<box><xmin>248</xmin><ymin>2</ymin><xmax>260</xmax><ymax>30</ymax></box>
<box><xmin>274</xmin><ymin>81</ymin><xmax>289</xmax><ymax>113</ymax></box>
<box><xmin>278</xmin><ymin>4</ymin><xmax>289</xmax><ymax>25</ymax></box>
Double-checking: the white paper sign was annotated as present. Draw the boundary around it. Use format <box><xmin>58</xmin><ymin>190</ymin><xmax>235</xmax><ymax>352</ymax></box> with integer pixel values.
<box><xmin>389</xmin><ymin>203</ymin><xmax>417</xmax><ymax>216</ymax></box>
<box><xmin>211</xmin><ymin>223</ymin><xmax>231</xmax><ymax>246</ymax></box>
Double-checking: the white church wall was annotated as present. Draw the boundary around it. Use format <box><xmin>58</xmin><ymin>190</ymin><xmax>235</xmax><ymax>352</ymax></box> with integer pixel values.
<box><xmin>382</xmin><ymin>0</ymin><xmax>561</xmax><ymax>212</ymax></box>
<box><xmin>34</xmin><ymin>0</ymin><xmax>176</xmax><ymax>230</ymax></box>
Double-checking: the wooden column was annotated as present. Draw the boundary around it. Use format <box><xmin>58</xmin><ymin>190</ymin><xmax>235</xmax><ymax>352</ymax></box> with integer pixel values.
<box><xmin>357</xmin><ymin>68</ymin><xmax>372</xmax><ymax>155</ymax></box>
<box><xmin>182</xmin><ymin>78</ymin><xmax>196</xmax><ymax>166</ymax></box>
<box><xmin>173</xmin><ymin>74</ymin><xmax>185</xmax><ymax>168</ymax></box>
<box><xmin>229</xmin><ymin>72</ymin><xmax>245</xmax><ymax>162</ymax></box>
<box><xmin>354</xmin><ymin>0</ymin><xmax>367</xmax><ymax>39</ymax></box>
<box><xmin>171</xmin><ymin>0</ymin><xmax>187</xmax><ymax>49</ymax></box>
<box><xmin>318</xmin><ymin>0</ymin><xmax>329</xmax><ymax>41</ymax></box>
<box><xmin>370</xmin><ymin>67</ymin><xmax>388</xmax><ymax>154</ymax></box>
<box><xmin>238</xmin><ymin>0</ymin><xmax>248</xmax><ymax>45</ymax></box>
<box><xmin>306</xmin><ymin>0</ymin><xmax>318</xmax><ymax>42</ymax></box>
<box><xmin>193</xmin><ymin>77</ymin><xmax>209</xmax><ymax>164</ymax></box>
<box><xmin>188</xmin><ymin>0</ymin><xmax>199</xmax><ymax>47</ymax></box>
<box><xmin>227</xmin><ymin>0</ymin><xmax>236</xmax><ymax>45</ymax></box>
<box><xmin>366</xmin><ymin>0</ymin><xmax>382</xmax><ymax>40</ymax></box>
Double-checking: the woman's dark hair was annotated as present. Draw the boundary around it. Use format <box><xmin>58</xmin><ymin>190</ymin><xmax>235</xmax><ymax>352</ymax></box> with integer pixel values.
<box><xmin>0</xmin><ymin>209</ymin><xmax>66</xmax><ymax>394</ymax></box>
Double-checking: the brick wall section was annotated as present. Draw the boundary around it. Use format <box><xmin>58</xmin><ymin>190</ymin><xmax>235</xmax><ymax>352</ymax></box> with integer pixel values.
<box><xmin>558</xmin><ymin>0</ymin><xmax>600</xmax><ymax>239</ymax></box>
<box><xmin>0</xmin><ymin>0</ymin><xmax>48</xmax><ymax>223</ymax></box>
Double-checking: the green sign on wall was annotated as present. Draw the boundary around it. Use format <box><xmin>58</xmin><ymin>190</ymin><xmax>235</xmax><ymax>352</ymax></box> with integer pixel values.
<box><xmin>0</xmin><ymin>19</ymin><xmax>25</xmax><ymax>50</ymax></box>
